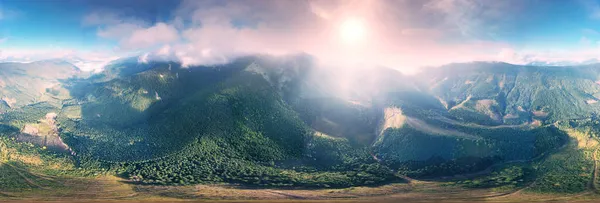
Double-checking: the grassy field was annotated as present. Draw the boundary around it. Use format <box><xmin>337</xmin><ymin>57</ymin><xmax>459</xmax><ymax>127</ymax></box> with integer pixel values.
<box><xmin>1</xmin><ymin>157</ymin><xmax>600</xmax><ymax>203</ymax></box>
<box><xmin>3</xmin><ymin>177</ymin><xmax>600</xmax><ymax>202</ymax></box>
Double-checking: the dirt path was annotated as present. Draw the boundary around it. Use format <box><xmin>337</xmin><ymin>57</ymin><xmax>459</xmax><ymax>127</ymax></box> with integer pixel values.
<box><xmin>6</xmin><ymin>163</ymin><xmax>57</xmax><ymax>182</ymax></box>
<box><xmin>4</xmin><ymin>163</ymin><xmax>49</xmax><ymax>190</ymax></box>
<box><xmin>266</xmin><ymin>190</ymin><xmax>309</xmax><ymax>199</ymax></box>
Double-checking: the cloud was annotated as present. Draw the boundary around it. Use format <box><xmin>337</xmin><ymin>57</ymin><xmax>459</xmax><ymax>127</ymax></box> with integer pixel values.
<box><xmin>121</xmin><ymin>23</ymin><xmax>179</xmax><ymax>49</ymax></box>
<box><xmin>140</xmin><ymin>0</ymin><xmax>516</xmax><ymax>73</ymax></box>
<box><xmin>85</xmin><ymin>10</ymin><xmax>179</xmax><ymax>50</ymax></box>
<box><xmin>0</xmin><ymin>38</ymin><xmax>6</xmax><ymax>44</ymax></box>
<box><xmin>80</xmin><ymin>0</ymin><xmax>591</xmax><ymax>74</ymax></box>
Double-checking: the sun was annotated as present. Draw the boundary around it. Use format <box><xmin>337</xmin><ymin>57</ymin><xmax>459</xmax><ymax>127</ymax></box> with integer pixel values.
<box><xmin>339</xmin><ymin>18</ymin><xmax>367</xmax><ymax>45</ymax></box>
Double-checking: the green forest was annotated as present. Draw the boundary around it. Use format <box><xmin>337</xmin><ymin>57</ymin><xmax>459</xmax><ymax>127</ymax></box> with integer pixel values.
<box><xmin>2</xmin><ymin>57</ymin><xmax>600</xmax><ymax>195</ymax></box>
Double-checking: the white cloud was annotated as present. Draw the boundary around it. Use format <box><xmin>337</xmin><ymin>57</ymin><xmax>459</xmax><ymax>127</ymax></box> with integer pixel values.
<box><xmin>84</xmin><ymin>11</ymin><xmax>178</xmax><ymax>50</ymax></box>
<box><xmin>72</xmin><ymin>58</ymin><xmax>117</xmax><ymax>73</ymax></box>
<box><xmin>137</xmin><ymin>0</ymin><xmax>516</xmax><ymax>74</ymax></box>
<box><xmin>0</xmin><ymin>38</ymin><xmax>6</xmax><ymax>44</ymax></box>
<box><xmin>157</xmin><ymin>45</ymin><xmax>171</xmax><ymax>56</ymax></box>
<box><xmin>86</xmin><ymin>11</ymin><xmax>179</xmax><ymax>50</ymax></box>
<box><xmin>74</xmin><ymin>0</ymin><xmax>596</xmax><ymax>74</ymax></box>
<box><xmin>121</xmin><ymin>23</ymin><xmax>179</xmax><ymax>49</ymax></box>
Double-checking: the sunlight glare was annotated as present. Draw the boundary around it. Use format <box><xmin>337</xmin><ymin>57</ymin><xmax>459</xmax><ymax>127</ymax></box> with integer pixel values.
<box><xmin>339</xmin><ymin>18</ymin><xmax>367</xmax><ymax>45</ymax></box>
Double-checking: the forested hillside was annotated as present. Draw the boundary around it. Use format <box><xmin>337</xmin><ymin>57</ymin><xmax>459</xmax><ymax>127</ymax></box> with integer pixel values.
<box><xmin>2</xmin><ymin>56</ymin><xmax>600</xmax><ymax>194</ymax></box>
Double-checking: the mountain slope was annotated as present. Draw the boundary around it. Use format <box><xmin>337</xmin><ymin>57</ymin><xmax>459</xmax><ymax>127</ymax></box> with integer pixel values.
<box><xmin>421</xmin><ymin>62</ymin><xmax>600</xmax><ymax>125</ymax></box>
<box><xmin>50</xmin><ymin>56</ymin><xmax>399</xmax><ymax>187</ymax></box>
<box><xmin>2</xmin><ymin>57</ymin><xmax>600</xmax><ymax>194</ymax></box>
<box><xmin>0</xmin><ymin>60</ymin><xmax>81</xmax><ymax>109</ymax></box>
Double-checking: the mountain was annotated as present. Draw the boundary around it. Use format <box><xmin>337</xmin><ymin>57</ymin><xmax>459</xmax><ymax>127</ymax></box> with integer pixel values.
<box><xmin>0</xmin><ymin>60</ymin><xmax>81</xmax><ymax>110</ymax></box>
<box><xmin>3</xmin><ymin>56</ymin><xmax>600</xmax><ymax>199</ymax></box>
<box><xmin>51</xmin><ymin>55</ymin><xmax>397</xmax><ymax>187</ymax></box>
<box><xmin>422</xmin><ymin>62</ymin><xmax>600</xmax><ymax>124</ymax></box>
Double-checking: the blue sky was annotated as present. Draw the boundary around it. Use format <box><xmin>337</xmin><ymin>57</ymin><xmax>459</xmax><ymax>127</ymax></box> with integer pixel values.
<box><xmin>0</xmin><ymin>0</ymin><xmax>178</xmax><ymax>49</ymax></box>
<box><xmin>1</xmin><ymin>1</ymin><xmax>97</xmax><ymax>49</ymax></box>
<box><xmin>3</xmin><ymin>0</ymin><xmax>600</xmax><ymax>72</ymax></box>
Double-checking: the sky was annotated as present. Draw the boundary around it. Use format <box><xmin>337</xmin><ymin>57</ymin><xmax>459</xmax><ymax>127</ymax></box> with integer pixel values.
<box><xmin>3</xmin><ymin>0</ymin><xmax>600</xmax><ymax>73</ymax></box>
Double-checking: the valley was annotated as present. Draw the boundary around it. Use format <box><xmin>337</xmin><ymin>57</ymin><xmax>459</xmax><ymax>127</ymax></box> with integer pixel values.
<box><xmin>2</xmin><ymin>57</ymin><xmax>600</xmax><ymax>201</ymax></box>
